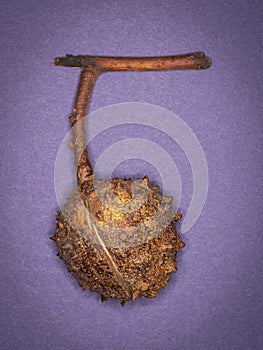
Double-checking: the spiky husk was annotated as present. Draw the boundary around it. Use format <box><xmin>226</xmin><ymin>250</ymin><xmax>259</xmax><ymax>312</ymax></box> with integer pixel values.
<box><xmin>52</xmin><ymin>176</ymin><xmax>184</xmax><ymax>305</ymax></box>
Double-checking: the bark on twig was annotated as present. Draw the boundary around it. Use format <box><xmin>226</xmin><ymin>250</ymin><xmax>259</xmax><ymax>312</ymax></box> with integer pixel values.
<box><xmin>56</xmin><ymin>52</ymin><xmax>211</xmax><ymax>184</ymax></box>
<box><xmin>54</xmin><ymin>51</ymin><xmax>211</xmax><ymax>71</ymax></box>
<box><xmin>69</xmin><ymin>68</ymin><xmax>100</xmax><ymax>184</ymax></box>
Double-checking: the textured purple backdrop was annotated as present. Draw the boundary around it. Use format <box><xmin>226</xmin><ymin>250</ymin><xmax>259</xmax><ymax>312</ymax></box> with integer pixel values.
<box><xmin>1</xmin><ymin>1</ymin><xmax>262</xmax><ymax>349</ymax></box>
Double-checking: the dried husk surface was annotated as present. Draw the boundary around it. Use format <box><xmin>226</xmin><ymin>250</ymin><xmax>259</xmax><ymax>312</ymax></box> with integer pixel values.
<box><xmin>52</xmin><ymin>176</ymin><xmax>184</xmax><ymax>305</ymax></box>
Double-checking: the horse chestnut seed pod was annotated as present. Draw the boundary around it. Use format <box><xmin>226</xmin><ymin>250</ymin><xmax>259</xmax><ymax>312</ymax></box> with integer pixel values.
<box><xmin>51</xmin><ymin>53</ymin><xmax>211</xmax><ymax>305</ymax></box>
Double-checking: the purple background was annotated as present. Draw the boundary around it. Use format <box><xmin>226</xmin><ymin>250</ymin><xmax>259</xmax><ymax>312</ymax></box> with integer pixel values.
<box><xmin>1</xmin><ymin>1</ymin><xmax>262</xmax><ymax>349</ymax></box>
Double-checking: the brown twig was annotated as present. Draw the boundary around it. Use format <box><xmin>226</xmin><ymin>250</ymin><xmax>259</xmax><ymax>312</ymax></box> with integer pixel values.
<box><xmin>55</xmin><ymin>52</ymin><xmax>212</xmax><ymax>184</ymax></box>
<box><xmin>55</xmin><ymin>51</ymin><xmax>211</xmax><ymax>71</ymax></box>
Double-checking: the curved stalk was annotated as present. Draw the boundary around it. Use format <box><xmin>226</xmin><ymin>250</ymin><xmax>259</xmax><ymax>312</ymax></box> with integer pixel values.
<box><xmin>69</xmin><ymin>68</ymin><xmax>100</xmax><ymax>184</ymax></box>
